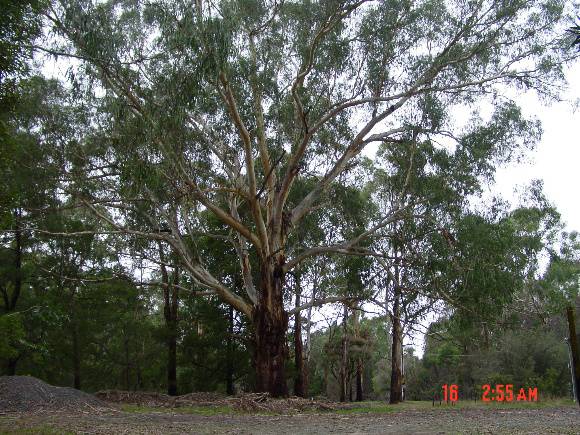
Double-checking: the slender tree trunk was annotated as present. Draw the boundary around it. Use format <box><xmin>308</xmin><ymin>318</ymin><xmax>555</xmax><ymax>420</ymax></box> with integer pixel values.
<box><xmin>339</xmin><ymin>304</ymin><xmax>349</xmax><ymax>402</ymax></box>
<box><xmin>165</xmin><ymin>275</ymin><xmax>179</xmax><ymax>397</ymax></box>
<box><xmin>226</xmin><ymin>305</ymin><xmax>235</xmax><ymax>395</ymax></box>
<box><xmin>3</xmin><ymin>214</ymin><xmax>23</xmax><ymax>375</ymax></box>
<box><xmin>11</xmin><ymin>215</ymin><xmax>22</xmax><ymax>311</ymax></box>
<box><xmin>390</xmin><ymin>286</ymin><xmax>403</xmax><ymax>404</ymax></box>
<box><xmin>353</xmin><ymin>307</ymin><xmax>363</xmax><ymax>401</ymax></box>
<box><xmin>167</xmin><ymin>324</ymin><xmax>177</xmax><ymax>396</ymax></box>
<box><xmin>159</xmin><ymin>244</ymin><xmax>180</xmax><ymax>396</ymax></box>
<box><xmin>293</xmin><ymin>274</ymin><xmax>305</xmax><ymax>397</ymax></box>
<box><xmin>69</xmin><ymin>286</ymin><xmax>82</xmax><ymax>390</ymax></box>
<box><xmin>566</xmin><ymin>305</ymin><xmax>580</xmax><ymax>406</ymax></box>
<box><xmin>253</xmin><ymin>258</ymin><xmax>289</xmax><ymax>397</ymax></box>
<box><xmin>303</xmin><ymin>278</ymin><xmax>317</xmax><ymax>396</ymax></box>
<box><xmin>123</xmin><ymin>333</ymin><xmax>130</xmax><ymax>390</ymax></box>
<box><xmin>356</xmin><ymin>361</ymin><xmax>363</xmax><ymax>401</ymax></box>
<box><xmin>6</xmin><ymin>358</ymin><xmax>18</xmax><ymax>376</ymax></box>
<box><xmin>72</xmin><ymin>327</ymin><xmax>81</xmax><ymax>389</ymax></box>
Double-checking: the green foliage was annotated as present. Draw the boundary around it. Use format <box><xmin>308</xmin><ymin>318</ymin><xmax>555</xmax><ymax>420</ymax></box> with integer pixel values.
<box><xmin>0</xmin><ymin>312</ymin><xmax>25</xmax><ymax>360</ymax></box>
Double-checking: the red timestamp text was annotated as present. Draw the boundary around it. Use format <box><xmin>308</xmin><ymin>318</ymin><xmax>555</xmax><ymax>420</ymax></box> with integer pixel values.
<box><xmin>482</xmin><ymin>384</ymin><xmax>538</xmax><ymax>402</ymax></box>
<box><xmin>441</xmin><ymin>384</ymin><xmax>459</xmax><ymax>402</ymax></box>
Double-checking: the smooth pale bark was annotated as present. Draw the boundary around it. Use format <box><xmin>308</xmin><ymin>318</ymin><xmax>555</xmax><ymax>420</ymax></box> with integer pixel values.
<box><xmin>566</xmin><ymin>306</ymin><xmax>580</xmax><ymax>407</ymax></box>
<box><xmin>390</xmin><ymin>285</ymin><xmax>403</xmax><ymax>404</ymax></box>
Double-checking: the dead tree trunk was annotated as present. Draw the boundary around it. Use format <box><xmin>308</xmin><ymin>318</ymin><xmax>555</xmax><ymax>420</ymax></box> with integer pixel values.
<box><xmin>566</xmin><ymin>305</ymin><xmax>580</xmax><ymax>406</ymax></box>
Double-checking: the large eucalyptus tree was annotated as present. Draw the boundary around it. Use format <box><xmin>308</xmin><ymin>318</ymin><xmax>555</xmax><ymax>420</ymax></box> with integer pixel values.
<box><xmin>42</xmin><ymin>0</ymin><xmax>573</xmax><ymax>395</ymax></box>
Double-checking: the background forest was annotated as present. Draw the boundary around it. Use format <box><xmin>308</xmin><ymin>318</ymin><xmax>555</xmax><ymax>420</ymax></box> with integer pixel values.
<box><xmin>1</xmin><ymin>0</ymin><xmax>580</xmax><ymax>404</ymax></box>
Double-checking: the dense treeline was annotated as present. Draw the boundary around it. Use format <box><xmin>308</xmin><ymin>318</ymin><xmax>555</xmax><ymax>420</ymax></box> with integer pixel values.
<box><xmin>1</xmin><ymin>0</ymin><xmax>580</xmax><ymax>403</ymax></box>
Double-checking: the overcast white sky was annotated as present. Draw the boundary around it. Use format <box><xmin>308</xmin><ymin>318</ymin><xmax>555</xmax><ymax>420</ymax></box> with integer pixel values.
<box><xmin>491</xmin><ymin>60</ymin><xmax>580</xmax><ymax>233</ymax></box>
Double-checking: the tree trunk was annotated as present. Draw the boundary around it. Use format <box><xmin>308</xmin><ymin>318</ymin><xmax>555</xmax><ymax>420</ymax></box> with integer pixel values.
<box><xmin>159</xmin><ymin>244</ymin><xmax>180</xmax><ymax>396</ymax></box>
<box><xmin>11</xmin><ymin>215</ymin><xmax>22</xmax><ymax>311</ymax></box>
<box><xmin>226</xmin><ymin>304</ymin><xmax>235</xmax><ymax>395</ymax></box>
<box><xmin>2</xmin><ymin>214</ymin><xmax>23</xmax><ymax>375</ymax></box>
<box><xmin>356</xmin><ymin>358</ymin><xmax>363</xmax><ymax>401</ymax></box>
<box><xmin>303</xmin><ymin>277</ymin><xmax>318</xmax><ymax>396</ymax></box>
<box><xmin>167</xmin><ymin>324</ymin><xmax>177</xmax><ymax>396</ymax></box>
<box><xmin>339</xmin><ymin>304</ymin><xmax>349</xmax><ymax>402</ymax></box>
<box><xmin>72</xmin><ymin>316</ymin><xmax>81</xmax><ymax>389</ymax></box>
<box><xmin>6</xmin><ymin>358</ymin><xmax>18</xmax><ymax>376</ymax></box>
<box><xmin>566</xmin><ymin>305</ymin><xmax>580</xmax><ymax>406</ymax></box>
<box><xmin>123</xmin><ymin>333</ymin><xmax>130</xmax><ymax>390</ymax></box>
<box><xmin>354</xmin><ymin>307</ymin><xmax>363</xmax><ymax>401</ymax></box>
<box><xmin>69</xmin><ymin>286</ymin><xmax>82</xmax><ymax>390</ymax></box>
<box><xmin>293</xmin><ymin>274</ymin><xmax>305</xmax><ymax>397</ymax></box>
<box><xmin>356</xmin><ymin>358</ymin><xmax>364</xmax><ymax>402</ymax></box>
<box><xmin>253</xmin><ymin>259</ymin><xmax>289</xmax><ymax>397</ymax></box>
<box><xmin>72</xmin><ymin>325</ymin><xmax>81</xmax><ymax>390</ymax></box>
<box><xmin>165</xmin><ymin>271</ymin><xmax>179</xmax><ymax>396</ymax></box>
<box><xmin>390</xmin><ymin>286</ymin><xmax>403</xmax><ymax>404</ymax></box>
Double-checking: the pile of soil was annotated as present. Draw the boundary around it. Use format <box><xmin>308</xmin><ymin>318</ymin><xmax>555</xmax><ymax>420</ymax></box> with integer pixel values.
<box><xmin>95</xmin><ymin>389</ymin><xmax>346</xmax><ymax>413</ymax></box>
<box><xmin>0</xmin><ymin>376</ymin><xmax>110</xmax><ymax>413</ymax></box>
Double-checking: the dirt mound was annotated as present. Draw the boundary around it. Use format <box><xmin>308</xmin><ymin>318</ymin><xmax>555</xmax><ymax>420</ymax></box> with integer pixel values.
<box><xmin>0</xmin><ymin>376</ymin><xmax>109</xmax><ymax>413</ymax></box>
<box><xmin>96</xmin><ymin>389</ymin><xmax>345</xmax><ymax>413</ymax></box>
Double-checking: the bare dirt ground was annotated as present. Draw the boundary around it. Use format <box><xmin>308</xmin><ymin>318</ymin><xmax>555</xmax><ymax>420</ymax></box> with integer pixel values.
<box><xmin>1</xmin><ymin>377</ymin><xmax>578</xmax><ymax>434</ymax></box>
<box><xmin>1</xmin><ymin>403</ymin><xmax>579</xmax><ymax>434</ymax></box>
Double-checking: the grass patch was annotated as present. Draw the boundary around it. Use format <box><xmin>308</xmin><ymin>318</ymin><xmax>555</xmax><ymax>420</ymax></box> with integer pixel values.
<box><xmin>0</xmin><ymin>424</ymin><xmax>74</xmax><ymax>434</ymax></box>
<box><xmin>335</xmin><ymin>404</ymin><xmax>396</xmax><ymax>414</ymax></box>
